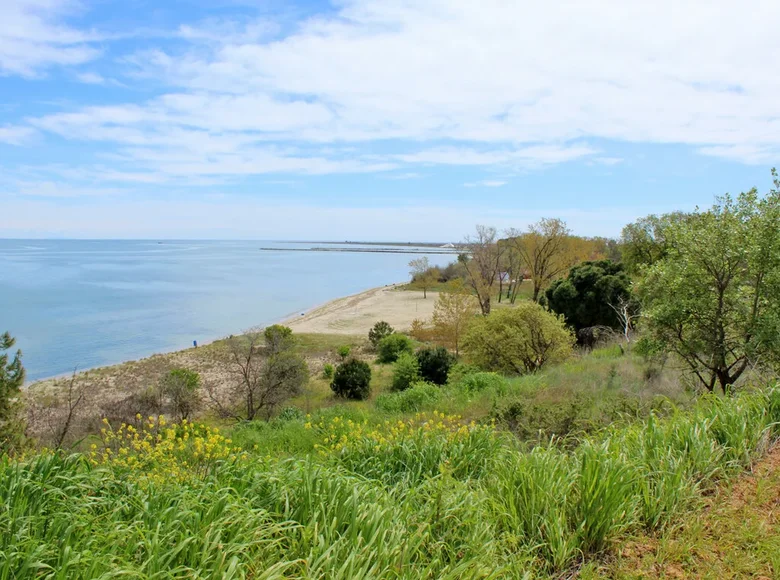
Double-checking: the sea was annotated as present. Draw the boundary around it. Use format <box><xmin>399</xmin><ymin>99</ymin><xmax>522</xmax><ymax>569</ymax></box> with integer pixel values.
<box><xmin>0</xmin><ymin>240</ymin><xmax>454</xmax><ymax>382</ymax></box>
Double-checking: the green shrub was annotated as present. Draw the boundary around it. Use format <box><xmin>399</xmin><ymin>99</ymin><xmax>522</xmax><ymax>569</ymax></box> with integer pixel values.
<box><xmin>330</xmin><ymin>359</ymin><xmax>372</xmax><ymax>400</ymax></box>
<box><xmin>377</xmin><ymin>333</ymin><xmax>414</xmax><ymax>363</ymax></box>
<box><xmin>463</xmin><ymin>302</ymin><xmax>575</xmax><ymax>374</ymax></box>
<box><xmin>263</xmin><ymin>324</ymin><xmax>294</xmax><ymax>354</ymax></box>
<box><xmin>322</xmin><ymin>363</ymin><xmax>335</xmax><ymax>379</ymax></box>
<box><xmin>375</xmin><ymin>381</ymin><xmax>441</xmax><ymax>413</ymax></box>
<box><xmin>337</xmin><ymin>345</ymin><xmax>351</xmax><ymax>360</ymax></box>
<box><xmin>157</xmin><ymin>367</ymin><xmax>200</xmax><ymax>421</ymax></box>
<box><xmin>368</xmin><ymin>321</ymin><xmax>394</xmax><ymax>348</ymax></box>
<box><xmin>457</xmin><ymin>371</ymin><xmax>507</xmax><ymax>393</ymax></box>
<box><xmin>391</xmin><ymin>353</ymin><xmax>420</xmax><ymax>392</ymax></box>
<box><xmin>276</xmin><ymin>406</ymin><xmax>305</xmax><ymax>423</ymax></box>
<box><xmin>416</xmin><ymin>346</ymin><xmax>455</xmax><ymax>385</ymax></box>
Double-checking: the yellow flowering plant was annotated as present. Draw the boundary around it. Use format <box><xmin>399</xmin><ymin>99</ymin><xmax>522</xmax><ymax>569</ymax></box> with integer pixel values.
<box><xmin>91</xmin><ymin>416</ymin><xmax>247</xmax><ymax>485</ymax></box>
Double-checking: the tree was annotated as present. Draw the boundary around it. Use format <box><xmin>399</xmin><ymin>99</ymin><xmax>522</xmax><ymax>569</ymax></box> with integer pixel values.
<box><xmin>506</xmin><ymin>218</ymin><xmax>579</xmax><ymax>302</ymax></box>
<box><xmin>545</xmin><ymin>260</ymin><xmax>634</xmax><ymax>335</ymax></box>
<box><xmin>620</xmin><ymin>212</ymin><xmax>690</xmax><ymax>274</ymax></box>
<box><xmin>368</xmin><ymin>321</ymin><xmax>394</xmax><ymax>348</ymax></box>
<box><xmin>431</xmin><ymin>281</ymin><xmax>478</xmax><ymax>356</ymax></box>
<box><xmin>391</xmin><ymin>353</ymin><xmax>420</xmax><ymax>391</ymax></box>
<box><xmin>212</xmin><ymin>331</ymin><xmax>308</xmax><ymax>420</ymax></box>
<box><xmin>0</xmin><ymin>332</ymin><xmax>25</xmax><ymax>453</ymax></box>
<box><xmin>608</xmin><ymin>295</ymin><xmax>641</xmax><ymax>345</ymax></box>
<box><xmin>264</xmin><ymin>324</ymin><xmax>295</xmax><ymax>355</ymax></box>
<box><xmin>408</xmin><ymin>257</ymin><xmax>437</xmax><ymax>298</ymax></box>
<box><xmin>158</xmin><ymin>368</ymin><xmax>200</xmax><ymax>421</ymax></box>
<box><xmin>331</xmin><ymin>358</ymin><xmax>372</xmax><ymax>400</ymax></box>
<box><xmin>377</xmin><ymin>333</ymin><xmax>415</xmax><ymax>363</ymax></box>
<box><xmin>416</xmin><ymin>346</ymin><xmax>455</xmax><ymax>385</ymax></box>
<box><xmin>639</xmin><ymin>173</ymin><xmax>780</xmax><ymax>393</ymax></box>
<box><xmin>462</xmin><ymin>225</ymin><xmax>505</xmax><ymax>315</ymax></box>
<box><xmin>463</xmin><ymin>302</ymin><xmax>574</xmax><ymax>374</ymax></box>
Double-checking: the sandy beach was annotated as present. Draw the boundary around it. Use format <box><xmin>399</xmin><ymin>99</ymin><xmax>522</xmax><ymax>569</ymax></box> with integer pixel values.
<box><xmin>24</xmin><ymin>284</ymin><xmax>436</xmax><ymax>442</ymax></box>
<box><xmin>285</xmin><ymin>284</ymin><xmax>437</xmax><ymax>334</ymax></box>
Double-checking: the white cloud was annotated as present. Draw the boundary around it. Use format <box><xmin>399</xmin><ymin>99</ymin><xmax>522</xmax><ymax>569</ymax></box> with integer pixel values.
<box><xmin>464</xmin><ymin>180</ymin><xmax>506</xmax><ymax>188</ymax></box>
<box><xmin>8</xmin><ymin>180</ymin><xmax>122</xmax><ymax>197</ymax></box>
<box><xmin>0</xmin><ymin>0</ymin><xmax>100</xmax><ymax>76</ymax></box>
<box><xmin>75</xmin><ymin>71</ymin><xmax>105</xmax><ymax>84</ymax></box>
<box><xmin>0</xmin><ymin>125</ymin><xmax>36</xmax><ymax>145</ymax></box>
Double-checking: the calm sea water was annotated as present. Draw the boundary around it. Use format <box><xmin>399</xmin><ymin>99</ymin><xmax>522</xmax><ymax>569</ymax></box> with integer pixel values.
<box><xmin>0</xmin><ymin>240</ymin><xmax>451</xmax><ymax>382</ymax></box>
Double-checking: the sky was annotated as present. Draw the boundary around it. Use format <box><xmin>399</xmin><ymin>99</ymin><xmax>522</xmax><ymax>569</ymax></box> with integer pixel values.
<box><xmin>1</xmin><ymin>0</ymin><xmax>778</xmax><ymax>241</ymax></box>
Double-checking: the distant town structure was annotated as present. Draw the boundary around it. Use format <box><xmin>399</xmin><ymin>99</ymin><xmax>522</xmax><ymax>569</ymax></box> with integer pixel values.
<box><xmin>440</xmin><ymin>243</ymin><xmax>456</xmax><ymax>248</ymax></box>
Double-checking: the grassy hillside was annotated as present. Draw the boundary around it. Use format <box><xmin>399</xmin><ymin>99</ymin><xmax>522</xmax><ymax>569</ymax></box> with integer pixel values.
<box><xmin>3</xmin><ymin>343</ymin><xmax>778</xmax><ymax>579</ymax></box>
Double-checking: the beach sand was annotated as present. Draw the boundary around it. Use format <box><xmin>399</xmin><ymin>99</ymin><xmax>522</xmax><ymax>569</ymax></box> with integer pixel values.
<box><xmin>24</xmin><ymin>285</ymin><xmax>435</xmax><ymax>442</ymax></box>
<box><xmin>285</xmin><ymin>284</ymin><xmax>437</xmax><ymax>335</ymax></box>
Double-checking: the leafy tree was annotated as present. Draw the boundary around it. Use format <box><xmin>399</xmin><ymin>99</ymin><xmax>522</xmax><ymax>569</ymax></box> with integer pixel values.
<box><xmin>620</xmin><ymin>212</ymin><xmax>690</xmax><ymax>274</ymax></box>
<box><xmin>408</xmin><ymin>257</ymin><xmax>438</xmax><ymax>298</ymax></box>
<box><xmin>416</xmin><ymin>346</ymin><xmax>455</xmax><ymax>385</ymax></box>
<box><xmin>545</xmin><ymin>260</ymin><xmax>633</xmax><ymax>334</ymax></box>
<box><xmin>331</xmin><ymin>358</ymin><xmax>372</xmax><ymax>400</ymax></box>
<box><xmin>0</xmin><ymin>332</ymin><xmax>25</xmax><ymax>453</ymax></box>
<box><xmin>264</xmin><ymin>324</ymin><xmax>295</xmax><ymax>355</ymax></box>
<box><xmin>391</xmin><ymin>353</ymin><xmax>420</xmax><ymax>391</ymax></box>
<box><xmin>212</xmin><ymin>331</ymin><xmax>308</xmax><ymax>420</ymax></box>
<box><xmin>377</xmin><ymin>333</ymin><xmax>415</xmax><ymax>363</ymax></box>
<box><xmin>368</xmin><ymin>321</ymin><xmax>395</xmax><ymax>348</ymax></box>
<box><xmin>157</xmin><ymin>368</ymin><xmax>200</xmax><ymax>422</ymax></box>
<box><xmin>639</xmin><ymin>173</ymin><xmax>780</xmax><ymax>393</ymax></box>
<box><xmin>461</xmin><ymin>225</ymin><xmax>505</xmax><ymax>315</ymax></box>
<box><xmin>506</xmin><ymin>218</ymin><xmax>580</xmax><ymax>302</ymax></box>
<box><xmin>463</xmin><ymin>302</ymin><xmax>574</xmax><ymax>374</ymax></box>
<box><xmin>431</xmin><ymin>281</ymin><xmax>478</xmax><ymax>356</ymax></box>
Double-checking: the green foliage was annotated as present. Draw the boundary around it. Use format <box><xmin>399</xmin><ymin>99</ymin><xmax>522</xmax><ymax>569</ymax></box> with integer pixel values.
<box><xmin>638</xmin><ymin>173</ymin><xmax>780</xmax><ymax>392</ymax></box>
<box><xmin>0</xmin><ymin>332</ymin><xmax>25</xmax><ymax>454</ymax></box>
<box><xmin>463</xmin><ymin>302</ymin><xmax>575</xmax><ymax>374</ymax></box>
<box><xmin>376</xmin><ymin>333</ymin><xmax>414</xmax><ymax>363</ymax></box>
<box><xmin>416</xmin><ymin>346</ymin><xmax>455</xmax><ymax>385</ymax></box>
<box><xmin>157</xmin><ymin>368</ymin><xmax>200</xmax><ymax>422</ymax></box>
<box><xmin>336</xmin><ymin>345</ymin><xmax>351</xmax><ymax>360</ymax></box>
<box><xmin>321</xmin><ymin>363</ymin><xmax>334</xmax><ymax>379</ymax></box>
<box><xmin>391</xmin><ymin>352</ymin><xmax>420</xmax><ymax>392</ymax></box>
<box><xmin>545</xmin><ymin>260</ymin><xmax>633</xmax><ymax>333</ymax></box>
<box><xmin>275</xmin><ymin>406</ymin><xmax>305</xmax><ymax>423</ymax></box>
<box><xmin>457</xmin><ymin>371</ymin><xmax>507</xmax><ymax>393</ymax></box>
<box><xmin>263</xmin><ymin>324</ymin><xmax>294</xmax><ymax>355</ymax></box>
<box><xmin>620</xmin><ymin>211</ymin><xmax>691</xmax><ymax>274</ymax></box>
<box><xmin>368</xmin><ymin>321</ymin><xmax>394</xmax><ymax>348</ymax></box>
<box><xmin>0</xmin><ymin>383</ymin><xmax>777</xmax><ymax>578</ymax></box>
<box><xmin>330</xmin><ymin>358</ymin><xmax>372</xmax><ymax>400</ymax></box>
<box><xmin>375</xmin><ymin>381</ymin><xmax>441</xmax><ymax>413</ymax></box>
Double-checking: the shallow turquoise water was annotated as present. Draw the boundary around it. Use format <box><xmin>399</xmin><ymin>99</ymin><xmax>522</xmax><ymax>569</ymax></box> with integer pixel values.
<box><xmin>0</xmin><ymin>240</ymin><xmax>451</xmax><ymax>381</ymax></box>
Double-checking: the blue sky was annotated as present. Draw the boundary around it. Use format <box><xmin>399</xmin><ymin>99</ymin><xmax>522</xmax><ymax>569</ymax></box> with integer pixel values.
<box><xmin>1</xmin><ymin>0</ymin><xmax>778</xmax><ymax>240</ymax></box>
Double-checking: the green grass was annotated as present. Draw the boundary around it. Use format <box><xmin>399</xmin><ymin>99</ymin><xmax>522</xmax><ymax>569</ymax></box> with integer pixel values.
<box><xmin>2</xmin><ymin>381</ymin><xmax>778</xmax><ymax>578</ymax></box>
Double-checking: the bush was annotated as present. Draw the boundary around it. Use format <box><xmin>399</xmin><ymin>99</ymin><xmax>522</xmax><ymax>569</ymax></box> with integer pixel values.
<box><xmin>322</xmin><ymin>363</ymin><xmax>335</xmax><ymax>379</ymax></box>
<box><xmin>457</xmin><ymin>371</ymin><xmax>507</xmax><ymax>393</ymax></box>
<box><xmin>463</xmin><ymin>302</ymin><xmax>575</xmax><ymax>374</ymax></box>
<box><xmin>391</xmin><ymin>353</ymin><xmax>420</xmax><ymax>392</ymax></box>
<box><xmin>368</xmin><ymin>321</ymin><xmax>394</xmax><ymax>348</ymax></box>
<box><xmin>416</xmin><ymin>346</ymin><xmax>455</xmax><ymax>385</ymax></box>
<box><xmin>275</xmin><ymin>406</ymin><xmax>305</xmax><ymax>423</ymax></box>
<box><xmin>375</xmin><ymin>382</ymin><xmax>442</xmax><ymax>413</ymax></box>
<box><xmin>337</xmin><ymin>345</ymin><xmax>351</xmax><ymax>360</ymax></box>
<box><xmin>264</xmin><ymin>324</ymin><xmax>294</xmax><ymax>355</ymax></box>
<box><xmin>331</xmin><ymin>359</ymin><xmax>372</xmax><ymax>400</ymax></box>
<box><xmin>377</xmin><ymin>333</ymin><xmax>414</xmax><ymax>363</ymax></box>
<box><xmin>157</xmin><ymin>368</ymin><xmax>200</xmax><ymax>421</ymax></box>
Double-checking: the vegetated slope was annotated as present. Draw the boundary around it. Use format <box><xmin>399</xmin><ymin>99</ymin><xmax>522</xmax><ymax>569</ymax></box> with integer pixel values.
<box><xmin>1</xmin><ymin>385</ymin><xmax>778</xmax><ymax>579</ymax></box>
<box><xmin>590</xmin><ymin>444</ymin><xmax>780</xmax><ymax>579</ymax></box>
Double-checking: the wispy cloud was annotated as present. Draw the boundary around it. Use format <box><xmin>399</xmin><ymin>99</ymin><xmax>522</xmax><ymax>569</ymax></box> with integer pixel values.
<box><xmin>0</xmin><ymin>125</ymin><xmax>36</xmax><ymax>145</ymax></box>
<box><xmin>464</xmin><ymin>180</ymin><xmax>507</xmax><ymax>188</ymax></box>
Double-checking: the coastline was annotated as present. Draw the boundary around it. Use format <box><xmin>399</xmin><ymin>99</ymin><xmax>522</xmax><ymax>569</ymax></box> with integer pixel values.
<box><xmin>25</xmin><ymin>281</ymin><xmax>425</xmax><ymax>388</ymax></box>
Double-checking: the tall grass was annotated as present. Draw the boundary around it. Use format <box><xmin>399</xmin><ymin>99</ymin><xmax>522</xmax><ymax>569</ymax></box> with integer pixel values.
<box><xmin>1</xmin><ymin>384</ymin><xmax>777</xmax><ymax>578</ymax></box>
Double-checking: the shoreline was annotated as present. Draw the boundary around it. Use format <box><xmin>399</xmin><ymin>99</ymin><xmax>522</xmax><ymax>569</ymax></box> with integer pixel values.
<box><xmin>26</xmin><ymin>282</ymin><xmax>408</xmax><ymax>387</ymax></box>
